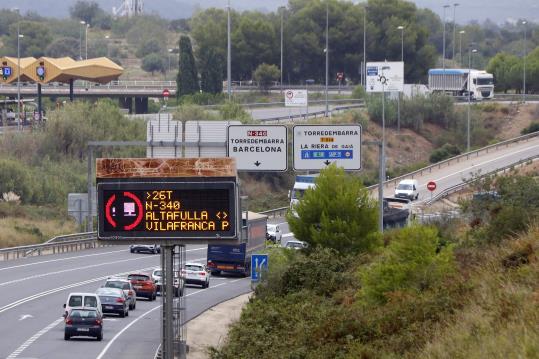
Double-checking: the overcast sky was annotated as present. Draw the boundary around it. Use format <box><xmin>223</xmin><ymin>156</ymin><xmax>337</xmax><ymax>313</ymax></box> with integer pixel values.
<box><xmin>1</xmin><ymin>0</ymin><xmax>537</xmax><ymax>24</ymax></box>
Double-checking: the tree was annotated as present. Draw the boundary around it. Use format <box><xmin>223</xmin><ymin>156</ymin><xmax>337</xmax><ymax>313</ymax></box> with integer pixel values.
<box><xmin>200</xmin><ymin>49</ymin><xmax>223</xmax><ymax>94</ymax></box>
<box><xmin>136</xmin><ymin>40</ymin><xmax>162</xmax><ymax>59</ymax></box>
<box><xmin>253</xmin><ymin>63</ymin><xmax>280</xmax><ymax>92</ymax></box>
<box><xmin>177</xmin><ymin>35</ymin><xmax>199</xmax><ymax>97</ymax></box>
<box><xmin>69</xmin><ymin>1</ymin><xmax>102</xmax><ymax>24</ymax></box>
<box><xmin>45</xmin><ymin>37</ymin><xmax>80</xmax><ymax>58</ymax></box>
<box><xmin>141</xmin><ymin>53</ymin><xmax>165</xmax><ymax>75</ymax></box>
<box><xmin>287</xmin><ymin>164</ymin><xmax>380</xmax><ymax>255</ymax></box>
<box><xmin>4</xmin><ymin>21</ymin><xmax>52</xmax><ymax>57</ymax></box>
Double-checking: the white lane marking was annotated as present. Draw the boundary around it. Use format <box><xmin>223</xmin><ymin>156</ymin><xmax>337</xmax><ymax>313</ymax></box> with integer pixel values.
<box><xmin>0</xmin><ymin>257</ymin><xmax>157</xmax><ymax>287</ymax></box>
<box><xmin>95</xmin><ymin>305</ymin><xmax>161</xmax><ymax>359</ymax></box>
<box><xmin>0</xmin><ymin>246</ymin><xmax>207</xmax><ymax>272</ymax></box>
<box><xmin>0</xmin><ymin>266</ymin><xmax>156</xmax><ymax>315</ymax></box>
<box><xmin>103</xmin><ymin>277</ymin><xmax>250</xmax><ymax>359</ymax></box>
<box><xmin>18</xmin><ymin>314</ymin><xmax>33</xmax><ymax>321</ymax></box>
<box><xmin>6</xmin><ymin>317</ymin><xmax>64</xmax><ymax>359</ymax></box>
<box><xmin>419</xmin><ymin>144</ymin><xmax>539</xmax><ymax>188</ymax></box>
<box><xmin>282</xmin><ymin>233</ymin><xmax>294</xmax><ymax>238</ymax></box>
<box><xmin>275</xmin><ymin>222</ymin><xmax>287</xmax><ymax>226</ymax></box>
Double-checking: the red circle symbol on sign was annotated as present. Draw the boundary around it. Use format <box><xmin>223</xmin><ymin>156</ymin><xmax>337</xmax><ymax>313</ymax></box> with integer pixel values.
<box><xmin>162</xmin><ymin>88</ymin><xmax>170</xmax><ymax>97</ymax></box>
<box><xmin>285</xmin><ymin>90</ymin><xmax>294</xmax><ymax>99</ymax></box>
<box><xmin>427</xmin><ymin>181</ymin><xmax>437</xmax><ymax>192</ymax></box>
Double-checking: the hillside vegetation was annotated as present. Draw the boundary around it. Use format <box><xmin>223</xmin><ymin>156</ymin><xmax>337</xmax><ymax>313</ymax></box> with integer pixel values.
<box><xmin>211</xmin><ymin>167</ymin><xmax>539</xmax><ymax>359</ymax></box>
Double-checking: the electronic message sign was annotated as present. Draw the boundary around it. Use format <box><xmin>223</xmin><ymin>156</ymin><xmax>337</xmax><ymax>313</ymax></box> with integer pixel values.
<box><xmin>97</xmin><ymin>180</ymin><xmax>237</xmax><ymax>241</ymax></box>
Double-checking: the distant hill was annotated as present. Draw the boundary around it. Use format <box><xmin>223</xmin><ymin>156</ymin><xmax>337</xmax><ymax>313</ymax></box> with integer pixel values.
<box><xmin>0</xmin><ymin>0</ymin><xmax>537</xmax><ymax>24</ymax></box>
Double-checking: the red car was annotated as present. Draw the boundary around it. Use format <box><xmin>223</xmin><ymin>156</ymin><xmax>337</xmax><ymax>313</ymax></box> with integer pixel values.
<box><xmin>127</xmin><ymin>273</ymin><xmax>157</xmax><ymax>301</ymax></box>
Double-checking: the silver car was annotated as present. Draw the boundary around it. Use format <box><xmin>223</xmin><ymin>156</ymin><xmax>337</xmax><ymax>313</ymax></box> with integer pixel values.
<box><xmin>103</xmin><ymin>278</ymin><xmax>137</xmax><ymax>310</ymax></box>
<box><xmin>151</xmin><ymin>268</ymin><xmax>184</xmax><ymax>297</ymax></box>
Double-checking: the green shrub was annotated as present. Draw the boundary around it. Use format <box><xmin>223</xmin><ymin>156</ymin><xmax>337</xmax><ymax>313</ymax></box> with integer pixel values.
<box><xmin>352</xmin><ymin>85</ymin><xmax>366</xmax><ymax>99</ymax></box>
<box><xmin>521</xmin><ymin>122</ymin><xmax>539</xmax><ymax>135</ymax></box>
<box><xmin>172</xmin><ymin>104</ymin><xmax>217</xmax><ymax>121</ymax></box>
<box><xmin>429</xmin><ymin>143</ymin><xmax>461</xmax><ymax>163</ymax></box>
<box><xmin>360</xmin><ymin>225</ymin><xmax>455</xmax><ymax>305</ymax></box>
<box><xmin>0</xmin><ymin>159</ymin><xmax>32</xmax><ymax>203</ymax></box>
<box><xmin>219</xmin><ymin>101</ymin><xmax>252</xmax><ymax>123</ymax></box>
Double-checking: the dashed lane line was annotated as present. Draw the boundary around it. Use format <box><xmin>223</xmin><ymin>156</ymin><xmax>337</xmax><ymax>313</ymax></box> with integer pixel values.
<box><xmin>6</xmin><ymin>317</ymin><xmax>64</xmax><ymax>359</ymax></box>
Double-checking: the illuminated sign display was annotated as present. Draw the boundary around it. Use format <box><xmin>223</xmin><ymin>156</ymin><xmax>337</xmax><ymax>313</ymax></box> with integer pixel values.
<box><xmin>97</xmin><ymin>180</ymin><xmax>237</xmax><ymax>240</ymax></box>
<box><xmin>1</xmin><ymin>66</ymin><xmax>12</xmax><ymax>78</ymax></box>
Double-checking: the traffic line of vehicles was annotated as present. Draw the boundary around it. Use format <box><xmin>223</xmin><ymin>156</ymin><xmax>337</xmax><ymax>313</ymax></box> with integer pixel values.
<box><xmin>61</xmin><ymin>261</ymin><xmax>210</xmax><ymax>341</ymax></box>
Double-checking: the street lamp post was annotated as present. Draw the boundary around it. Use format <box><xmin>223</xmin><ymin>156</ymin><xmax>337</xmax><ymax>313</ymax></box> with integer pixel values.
<box><xmin>467</xmin><ymin>46</ymin><xmax>477</xmax><ymax>152</ymax></box>
<box><xmin>104</xmin><ymin>35</ymin><xmax>110</xmax><ymax>58</ymax></box>
<box><xmin>522</xmin><ymin>20</ymin><xmax>527</xmax><ymax>103</ymax></box>
<box><xmin>15</xmin><ymin>8</ymin><xmax>22</xmax><ymax>130</ymax></box>
<box><xmin>397</xmin><ymin>25</ymin><xmax>404</xmax><ymax>133</ymax></box>
<box><xmin>379</xmin><ymin>65</ymin><xmax>390</xmax><ymax>232</ymax></box>
<box><xmin>227</xmin><ymin>0</ymin><xmax>231</xmax><ymax>101</ymax></box>
<box><xmin>325</xmin><ymin>1</ymin><xmax>329</xmax><ymax>117</ymax></box>
<box><xmin>452</xmin><ymin>3</ymin><xmax>459</xmax><ymax>60</ymax></box>
<box><xmin>459</xmin><ymin>30</ymin><xmax>465</xmax><ymax>65</ymax></box>
<box><xmin>79</xmin><ymin>21</ymin><xmax>85</xmax><ymax>60</ymax></box>
<box><xmin>363</xmin><ymin>6</ymin><xmax>367</xmax><ymax>90</ymax></box>
<box><xmin>442</xmin><ymin>5</ymin><xmax>450</xmax><ymax>91</ymax></box>
<box><xmin>85</xmin><ymin>23</ymin><xmax>89</xmax><ymax>60</ymax></box>
<box><xmin>279</xmin><ymin>6</ymin><xmax>285</xmax><ymax>94</ymax></box>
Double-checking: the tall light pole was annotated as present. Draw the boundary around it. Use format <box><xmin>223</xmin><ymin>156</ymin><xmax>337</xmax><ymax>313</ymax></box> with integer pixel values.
<box><xmin>379</xmin><ymin>65</ymin><xmax>390</xmax><ymax>232</ymax></box>
<box><xmin>79</xmin><ymin>20</ymin><xmax>85</xmax><ymax>60</ymax></box>
<box><xmin>442</xmin><ymin>5</ymin><xmax>450</xmax><ymax>91</ymax></box>
<box><xmin>363</xmin><ymin>6</ymin><xmax>367</xmax><ymax>90</ymax></box>
<box><xmin>522</xmin><ymin>20</ymin><xmax>527</xmax><ymax>103</ymax></box>
<box><xmin>104</xmin><ymin>35</ymin><xmax>110</xmax><ymax>58</ymax></box>
<box><xmin>325</xmin><ymin>1</ymin><xmax>329</xmax><ymax>117</ymax></box>
<box><xmin>397</xmin><ymin>25</ymin><xmax>404</xmax><ymax>133</ymax></box>
<box><xmin>452</xmin><ymin>3</ymin><xmax>459</xmax><ymax>60</ymax></box>
<box><xmin>279</xmin><ymin>6</ymin><xmax>285</xmax><ymax>94</ymax></box>
<box><xmin>85</xmin><ymin>23</ymin><xmax>89</xmax><ymax>60</ymax></box>
<box><xmin>227</xmin><ymin>0</ymin><xmax>231</xmax><ymax>101</ymax></box>
<box><xmin>459</xmin><ymin>30</ymin><xmax>465</xmax><ymax>65</ymax></box>
<box><xmin>167</xmin><ymin>48</ymin><xmax>173</xmax><ymax>81</ymax></box>
<box><xmin>15</xmin><ymin>8</ymin><xmax>22</xmax><ymax>130</ymax></box>
<box><xmin>467</xmin><ymin>45</ymin><xmax>477</xmax><ymax>152</ymax></box>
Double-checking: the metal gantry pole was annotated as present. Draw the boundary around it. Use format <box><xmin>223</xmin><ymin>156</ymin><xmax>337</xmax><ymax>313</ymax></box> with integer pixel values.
<box><xmin>161</xmin><ymin>245</ymin><xmax>174</xmax><ymax>359</ymax></box>
<box><xmin>227</xmin><ymin>0</ymin><xmax>232</xmax><ymax>101</ymax></box>
<box><xmin>325</xmin><ymin>1</ymin><xmax>329</xmax><ymax>117</ymax></box>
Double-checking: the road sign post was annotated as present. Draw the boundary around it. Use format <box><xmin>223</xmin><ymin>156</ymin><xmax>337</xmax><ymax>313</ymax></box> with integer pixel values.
<box><xmin>284</xmin><ymin>89</ymin><xmax>308</xmax><ymax>107</ymax></box>
<box><xmin>427</xmin><ymin>181</ymin><xmax>436</xmax><ymax>201</ymax></box>
<box><xmin>227</xmin><ymin>125</ymin><xmax>288</xmax><ymax>171</ymax></box>
<box><xmin>251</xmin><ymin>254</ymin><xmax>268</xmax><ymax>283</ymax></box>
<box><xmin>293</xmin><ymin>124</ymin><xmax>362</xmax><ymax>171</ymax></box>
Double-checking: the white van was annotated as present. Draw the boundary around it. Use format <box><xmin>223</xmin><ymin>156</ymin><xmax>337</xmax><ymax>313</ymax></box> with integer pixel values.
<box><xmin>394</xmin><ymin>179</ymin><xmax>419</xmax><ymax>201</ymax></box>
<box><xmin>63</xmin><ymin>292</ymin><xmax>103</xmax><ymax>318</ymax></box>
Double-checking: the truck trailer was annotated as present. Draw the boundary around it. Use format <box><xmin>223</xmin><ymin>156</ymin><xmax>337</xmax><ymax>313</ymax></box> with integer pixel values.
<box><xmin>428</xmin><ymin>68</ymin><xmax>494</xmax><ymax>100</ymax></box>
<box><xmin>207</xmin><ymin>211</ymin><xmax>267</xmax><ymax>276</ymax></box>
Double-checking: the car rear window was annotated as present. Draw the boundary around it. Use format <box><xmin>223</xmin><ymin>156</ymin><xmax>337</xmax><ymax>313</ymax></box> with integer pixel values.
<box><xmin>185</xmin><ymin>265</ymin><xmax>203</xmax><ymax>271</ymax></box>
<box><xmin>68</xmin><ymin>295</ymin><xmax>83</xmax><ymax>307</ymax></box>
<box><xmin>128</xmin><ymin>275</ymin><xmax>150</xmax><ymax>281</ymax></box>
<box><xmin>84</xmin><ymin>296</ymin><xmax>97</xmax><ymax>307</ymax></box>
<box><xmin>105</xmin><ymin>281</ymin><xmax>126</xmax><ymax>289</ymax></box>
<box><xmin>71</xmin><ymin>309</ymin><xmax>97</xmax><ymax>318</ymax></box>
<box><xmin>154</xmin><ymin>270</ymin><xmax>162</xmax><ymax>277</ymax></box>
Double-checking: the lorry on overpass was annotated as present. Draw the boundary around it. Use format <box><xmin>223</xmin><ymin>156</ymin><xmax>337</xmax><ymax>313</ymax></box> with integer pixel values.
<box><xmin>428</xmin><ymin>68</ymin><xmax>494</xmax><ymax>100</ymax></box>
<box><xmin>207</xmin><ymin>211</ymin><xmax>267</xmax><ymax>276</ymax></box>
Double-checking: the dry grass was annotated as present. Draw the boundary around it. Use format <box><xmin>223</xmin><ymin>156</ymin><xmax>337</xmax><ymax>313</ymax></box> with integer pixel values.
<box><xmin>419</xmin><ymin>227</ymin><xmax>539</xmax><ymax>359</ymax></box>
<box><xmin>0</xmin><ymin>217</ymin><xmax>78</xmax><ymax>248</ymax></box>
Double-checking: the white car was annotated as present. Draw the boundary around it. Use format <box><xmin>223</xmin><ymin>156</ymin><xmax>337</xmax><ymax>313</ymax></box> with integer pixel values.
<box><xmin>266</xmin><ymin>224</ymin><xmax>283</xmax><ymax>244</ymax></box>
<box><xmin>151</xmin><ymin>268</ymin><xmax>184</xmax><ymax>297</ymax></box>
<box><xmin>181</xmin><ymin>262</ymin><xmax>210</xmax><ymax>288</ymax></box>
<box><xmin>63</xmin><ymin>292</ymin><xmax>102</xmax><ymax>318</ymax></box>
<box><xmin>103</xmin><ymin>278</ymin><xmax>137</xmax><ymax>310</ymax></box>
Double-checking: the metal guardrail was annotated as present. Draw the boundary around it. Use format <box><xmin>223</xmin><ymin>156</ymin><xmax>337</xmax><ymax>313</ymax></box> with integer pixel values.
<box><xmin>259</xmin><ymin>104</ymin><xmax>364</xmax><ymax>123</ymax></box>
<box><xmin>23</xmin><ymin>231</ymin><xmax>97</xmax><ymax>257</ymax></box>
<box><xmin>0</xmin><ymin>237</ymin><xmax>105</xmax><ymax>262</ymax></box>
<box><xmin>260</xmin><ymin>207</ymin><xmax>288</xmax><ymax>218</ymax></box>
<box><xmin>368</xmin><ymin>130</ymin><xmax>539</xmax><ymax>192</ymax></box>
<box><xmin>423</xmin><ymin>154</ymin><xmax>539</xmax><ymax>206</ymax></box>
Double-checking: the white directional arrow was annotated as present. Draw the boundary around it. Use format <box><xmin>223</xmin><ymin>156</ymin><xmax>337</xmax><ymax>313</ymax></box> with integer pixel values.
<box><xmin>19</xmin><ymin>314</ymin><xmax>33</xmax><ymax>321</ymax></box>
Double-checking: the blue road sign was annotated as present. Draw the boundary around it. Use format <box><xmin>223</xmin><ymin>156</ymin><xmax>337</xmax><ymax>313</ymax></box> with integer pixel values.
<box><xmin>251</xmin><ymin>254</ymin><xmax>268</xmax><ymax>282</ymax></box>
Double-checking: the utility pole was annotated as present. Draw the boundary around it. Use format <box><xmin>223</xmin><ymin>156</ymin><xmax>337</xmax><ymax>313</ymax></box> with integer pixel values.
<box><xmin>363</xmin><ymin>6</ymin><xmax>367</xmax><ymax>90</ymax></box>
<box><xmin>379</xmin><ymin>65</ymin><xmax>390</xmax><ymax>232</ymax></box>
<box><xmin>227</xmin><ymin>0</ymin><xmax>231</xmax><ymax>101</ymax></box>
<box><xmin>85</xmin><ymin>23</ymin><xmax>89</xmax><ymax>60</ymax></box>
<box><xmin>325</xmin><ymin>1</ymin><xmax>329</xmax><ymax>117</ymax></box>
<box><xmin>280</xmin><ymin>6</ymin><xmax>284</xmax><ymax>94</ymax></box>
<box><xmin>467</xmin><ymin>45</ymin><xmax>477</xmax><ymax>152</ymax></box>
<box><xmin>459</xmin><ymin>30</ymin><xmax>465</xmax><ymax>65</ymax></box>
<box><xmin>522</xmin><ymin>20</ymin><xmax>527</xmax><ymax>103</ymax></box>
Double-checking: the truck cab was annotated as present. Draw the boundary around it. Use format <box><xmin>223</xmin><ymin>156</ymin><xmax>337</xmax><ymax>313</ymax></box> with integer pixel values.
<box><xmin>289</xmin><ymin>174</ymin><xmax>319</xmax><ymax>216</ymax></box>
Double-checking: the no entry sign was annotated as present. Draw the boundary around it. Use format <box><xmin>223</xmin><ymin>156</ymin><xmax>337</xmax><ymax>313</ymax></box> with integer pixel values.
<box><xmin>427</xmin><ymin>181</ymin><xmax>437</xmax><ymax>192</ymax></box>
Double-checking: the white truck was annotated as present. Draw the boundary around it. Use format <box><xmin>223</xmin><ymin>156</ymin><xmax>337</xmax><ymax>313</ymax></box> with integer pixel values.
<box><xmin>428</xmin><ymin>68</ymin><xmax>494</xmax><ymax>100</ymax></box>
<box><xmin>289</xmin><ymin>174</ymin><xmax>319</xmax><ymax>216</ymax></box>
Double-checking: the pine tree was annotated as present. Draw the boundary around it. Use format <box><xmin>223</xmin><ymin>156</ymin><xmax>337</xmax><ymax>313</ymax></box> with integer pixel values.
<box><xmin>177</xmin><ymin>35</ymin><xmax>199</xmax><ymax>97</ymax></box>
<box><xmin>200</xmin><ymin>48</ymin><xmax>223</xmax><ymax>94</ymax></box>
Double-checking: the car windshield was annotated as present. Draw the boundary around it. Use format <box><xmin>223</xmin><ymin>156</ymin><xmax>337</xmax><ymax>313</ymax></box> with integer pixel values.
<box><xmin>476</xmin><ymin>77</ymin><xmax>493</xmax><ymax>85</ymax></box>
<box><xmin>128</xmin><ymin>275</ymin><xmax>150</xmax><ymax>281</ymax></box>
<box><xmin>68</xmin><ymin>296</ymin><xmax>83</xmax><ymax>307</ymax></box>
<box><xmin>267</xmin><ymin>225</ymin><xmax>276</xmax><ymax>231</ymax></box>
<box><xmin>397</xmin><ymin>184</ymin><xmax>412</xmax><ymax>190</ymax></box>
<box><xmin>291</xmin><ymin>189</ymin><xmax>305</xmax><ymax>200</ymax></box>
<box><xmin>185</xmin><ymin>265</ymin><xmax>203</xmax><ymax>271</ymax></box>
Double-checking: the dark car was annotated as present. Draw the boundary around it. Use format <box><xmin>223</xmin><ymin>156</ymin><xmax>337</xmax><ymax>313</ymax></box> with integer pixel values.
<box><xmin>64</xmin><ymin>308</ymin><xmax>103</xmax><ymax>341</ymax></box>
<box><xmin>127</xmin><ymin>273</ymin><xmax>157</xmax><ymax>300</ymax></box>
<box><xmin>130</xmin><ymin>244</ymin><xmax>160</xmax><ymax>254</ymax></box>
<box><xmin>96</xmin><ymin>287</ymin><xmax>129</xmax><ymax>317</ymax></box>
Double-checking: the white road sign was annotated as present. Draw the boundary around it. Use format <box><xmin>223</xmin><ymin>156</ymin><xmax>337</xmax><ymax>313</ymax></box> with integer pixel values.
<box><xmin>293</xmin><ymin>125</ymin><xmax>362</xmax><ymax>171</ymax></box>
<box><xmin>284</xmin><ymin>89</ymin><xmax>308</xmax><ymax>107</ymax></box>
<box><xmin>366</xmin><ymin>61</ymin><xmax>404</xmax><ymax>93</ymax></box>
<box><xmin>227</xmin><ymin>125</ymin><xmax>288</xmax><ymax>171</ymax></box>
